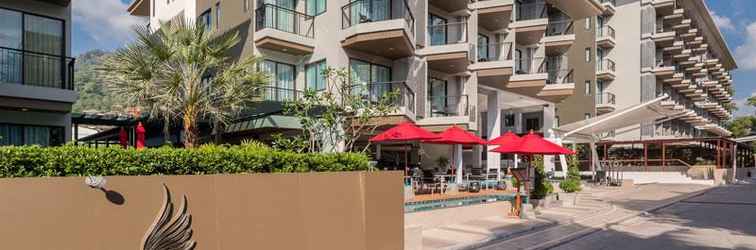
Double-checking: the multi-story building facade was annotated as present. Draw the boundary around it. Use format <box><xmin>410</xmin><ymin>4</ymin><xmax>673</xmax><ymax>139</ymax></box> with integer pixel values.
<box><xmin>556</xmin><ymin>0</ymin><xmax>735</xmax><ymax>141</ymax></box>
<box><xmin>126</xmin><ymin>0</ymin><xmax>621</xmax><ymax>171</ymax></box>
<box><xmin>0</xmin><ymin>0</ymin><xmax>76</xmax><ymax>146</ymax></box>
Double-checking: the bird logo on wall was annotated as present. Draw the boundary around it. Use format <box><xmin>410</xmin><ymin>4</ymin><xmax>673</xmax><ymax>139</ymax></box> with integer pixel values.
<box><xmin>141</xmin><ymin>184</ymin><xmax>196</xmax><ymax>250</ymax></box>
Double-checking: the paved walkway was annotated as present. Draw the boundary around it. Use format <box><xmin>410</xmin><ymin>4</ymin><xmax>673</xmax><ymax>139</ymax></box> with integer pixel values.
<box><xmin>476</xmin><ymin>184</ymin><xmax>711</xmax><ymax>250</ymax></box>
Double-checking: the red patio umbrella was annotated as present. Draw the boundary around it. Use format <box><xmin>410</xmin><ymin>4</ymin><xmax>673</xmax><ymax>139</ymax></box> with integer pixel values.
<box><xmin>369</xmin><ymin>122</ymin><xmax>440</xmax><ymax>142</ymax></box>
<box><xmin>490</xmin><ymin>131</ymin><xmax>574</xmax><ymax>217</ymax></box>
<box><xmin>369</xmin><ymin>122</ymin><xmax>439</xmax><ymax>174</ymax></box>
<box><xmin>119</xmin><ymin>127</ymin><xmax>128</xmax><ymax>149</ymax></box>
<box><xmin>487</xmin><ymin>131</ymin><xmax>523</xmax><ymax>180</ymax></box>
<box><xmin>425</xmin><ymin>126</ymin><xmax>486</xmax><ymax>184</ymax></box>
<box><xmin>135</xmin><ymin>122</ymin><xmax>146</xmax><ymax>149</ymax></box>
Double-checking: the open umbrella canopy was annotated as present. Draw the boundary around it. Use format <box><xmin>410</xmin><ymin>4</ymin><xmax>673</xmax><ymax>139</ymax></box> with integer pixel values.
<box><xmin>491</xmin><ymin>132</ymin><xmax>574</xmax><ymax>155</ymax></box>
<box><xmin>426</xmin><ymin>126</ymin><xmax>486</xmax><ymax>145</ymax></box>
<box><xmin>488</xmin><ymin>131</ymin><xmax>522</xmax><ymax>145</ymax></box>
<box><xmin>369</xmin><ymin>122</ymin><xmax>440</xmax><ymax>142</ymax></box>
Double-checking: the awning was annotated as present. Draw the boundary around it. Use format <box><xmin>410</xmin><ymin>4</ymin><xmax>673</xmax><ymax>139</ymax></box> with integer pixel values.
<box><xmin>554</xmin><ymin>95</ymin><xmax>684</xmax><ymax>142</ymax></box>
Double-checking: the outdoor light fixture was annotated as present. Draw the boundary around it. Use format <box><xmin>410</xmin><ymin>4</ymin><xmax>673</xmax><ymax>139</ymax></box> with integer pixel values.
<box><xmin>85</xmin><ymin>176</ymin><xmax>107</xmax><ymax>189</ymax></box>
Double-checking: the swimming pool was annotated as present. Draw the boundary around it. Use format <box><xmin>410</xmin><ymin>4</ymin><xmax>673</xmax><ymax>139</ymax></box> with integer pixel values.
<box><xmin>404</xmin><ymin>194</ymin><xmax>524</xmax><ymax>213</ymax></box>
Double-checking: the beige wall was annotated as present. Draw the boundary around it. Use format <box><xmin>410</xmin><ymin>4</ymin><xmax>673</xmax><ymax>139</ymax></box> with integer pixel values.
<box><xmin>0</xmin><ymin>171</ymin><xmax>403</xmax><ymax>250</ymax></box>
<box><xmin>556</xmin><ymin>17</ymin><xmax>597</xmax><ymax>125</ymax></box>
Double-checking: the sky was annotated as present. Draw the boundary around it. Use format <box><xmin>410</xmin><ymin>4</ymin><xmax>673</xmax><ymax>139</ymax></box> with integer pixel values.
<box><xmin>72</xmin><ymin>0</ymin><xmax>755</xmax><ymax>116</ymax></box>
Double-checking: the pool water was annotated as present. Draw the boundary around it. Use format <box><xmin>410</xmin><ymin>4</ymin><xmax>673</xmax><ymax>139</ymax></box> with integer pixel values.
<box><xmin>404</xmin><ymin>194</ymin><xmax>525</xmax><ymax>213</ymax></box>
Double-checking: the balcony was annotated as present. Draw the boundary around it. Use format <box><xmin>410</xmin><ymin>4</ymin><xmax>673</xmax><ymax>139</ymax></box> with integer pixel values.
<box><xmin>596</xmin><ymin>58</ymin><xmax>616</xmax><ymax>81</ymax></box>
<box><xmin>350</xmin><ymin>81</ymin><xmax>416</xmax><ymax>122</ymax></box>
<box><xmin>419</xmin><ymin>21</ymin><xmax>471</xmax><ymax>74</ymax></box>
<box><xmin>545</xmin><ymin>0</ymin><xmax>604</xmax><ymax>19</ymax></box>
<box><xmin>653</xmin><ymin>61</ymin><xmax>676</xmax><ymax>79</ymax></box>
<box><xmin>471</xmin><ymin>42</ymin><xmax>514</xmax><ymax>80</ymax></box>
<box><xmin>596</xmin><ymin>92</ymin><xmax>616</xmax><ymax>114</ymax></box>
<box><xmin>0</xmin><ymin>46</ymin><xmax>77</xmax><ymax>108</ymax></box>
<box><xmin>539</xmin><ymin>68</ymin><xmax>575</xmax><ymax>102</ymax></box>
<box><xmin>512</xmin><ymin>2</ymin><xmax>547</xmax><ymax>45</ymax></box>
<box><xmin>596</xmin><ymin>25</ymin><xmax>616</xmax><ymax>48</ymax></box>
<box><xmin>418</xmin><ymin>94</ymin><xmax>474</xmax><ymax>127</ymax></box>
<box><xmin>340</xmin><ymin>0</ymin><xmax>415</xmax><ymax>59</ymax></box>
<box><xmin>430</xmin><ymin>0</ymin><xmax>470</xmax><ymax>13</ymax></box>
<box><xmin>544</xmin><ymin>20</ymin><xmax>575</xmax><ymax>55</ymax></box>
<box><xmin>653</xmin><ymin>28</ymin><xmax>676</xmax><ymax>47</ymax></box>
<box><xmin>472</xmin><ymin>0</ymin><xmax>513</xmax><ymax>32</ymax></box>
<box><xmin>254</xmin><ymin>4</ymin><xmax>315</xmax><ymax>55</ymax></box>
<box><xmin>600</xmin><ymin>0</ymin><xmax>616</xmax><ymax>15</ymax></box>
<box><xmin>652</xmin><ymin>0</ymin><xmax>677</xmax><ymax>16</ymax></box>
<box><xmin>509</xmin><ymin>56</ymin><xmax>547</xmax><ymax>90</ymax></box>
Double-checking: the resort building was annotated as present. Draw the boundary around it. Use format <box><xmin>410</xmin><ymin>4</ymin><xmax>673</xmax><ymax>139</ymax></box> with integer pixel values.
<box><xmin>0</xmin><ymin>0</ymin><xmax>76</xmax><ymax>146</ymax></box>
<box><xmin>126</xmin><ymin>0</ymin><xmax>603</xmax><ymax>173</ymax></box>
<box><xmin>555</xmin><ymin>0</ymin><xmax>735</xmax><ymax>141</ymax></box>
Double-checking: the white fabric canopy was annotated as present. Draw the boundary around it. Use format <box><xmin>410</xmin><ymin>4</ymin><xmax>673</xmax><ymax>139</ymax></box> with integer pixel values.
<box><xmin>554</xmin><ymin>95</ymin><xmax>684</xmax><ymax>142</ymax></box>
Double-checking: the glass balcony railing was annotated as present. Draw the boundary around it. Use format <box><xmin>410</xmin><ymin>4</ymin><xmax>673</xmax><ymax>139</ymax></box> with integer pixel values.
<box><xmin>255</xmin><ymin>4</ymin><xmax>315</xmax><ymax>38</ymax></box>
<box><xmin>596</xmin><ymin>92</ymin><xmax>616</xmax><ymax>105</ymax></box>
<box><xmin>0</xmin><ymin>46</ymin><xmax>75</xmax><ymax>90</ymax></box>
<box><xmin>428</xmin><ymin>21</ymin><xmax>467</xmax><ymax>46</ymax></box>
<box><xmin>597</xmin><ymin>25</ymin><xmax>615</xmax><ymax>39</ymax></box>
<box><xmin>546</xmin><ymin>69</ymin><xmax>574</xmax><ymax>84</ymax></box>
<box><xmin>477</xmin><ymin>42</ymin><xmax>513</xmax><ymax>62</ymax></box>
<box><xmin>427</xmin><ymin>95</ymin><xmax>469</xmax><ymax>117</ymax></box>
<box><xmin>350</xmin><ymin>81</ymin><xmax>415</xmax><ymax>113</ymax></box>
<box><xmin>600</xmin><ymin>0</ymin><xmax>616</xmax><ymax>5</ymax></box>
<box><xmin>341</xmin><ymin>0</ymin><xmax>415</xmax><ymax>36</ymax></box>
<box><xmin>516</xmin><ymin>2</ymin><xmax>546</xmax><ymax>21</ymax></box>
<box><xmin>546</xmin><ymin>20</ymin><xmax>574</xmax><ymax>36</ymax></box>
<box><xmin>514</xmin><ymin>56</ymin><xmax>544</xmax><ymax>74</ymax></box>
<box><xmin>255</xmin><ymin>86</ymin><xmax>303</xmax><ymax>102</ymax></box>
<box><xmin>597</xmin><ymin>58</ymin><xmax>616</xmax><ymax>72</ymax></box>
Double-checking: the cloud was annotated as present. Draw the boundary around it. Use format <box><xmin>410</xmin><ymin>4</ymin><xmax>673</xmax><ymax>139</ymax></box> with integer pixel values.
<box><xmin>711</xmin><ymin>12</ymin><xmax>735</xmax><ymax>31</ymax></box>
<box><xmin>72</xmin><ymin>0</ymin><xmax>144</xmax><ymax>45</ymax></box>
<box><xmin>734</xmin><ymin>22</ymin><xmax>756</xmax><ymax>70</ymax></box>
<box><xmin>733</xmin><ymin>94</ymin><xmax>755</xmax><ymax>118</ymax></box>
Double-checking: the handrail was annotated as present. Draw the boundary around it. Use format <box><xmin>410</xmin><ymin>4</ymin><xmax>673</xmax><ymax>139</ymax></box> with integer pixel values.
<box><xmin>546</xmin><ymin>69</ymin><xmax>573</xmax><ymax>84</ymax></box>
<box><xmin>515</xmin><ymin>56</ymin><xmax>544</xmax><ymax>74</ymax></box>
<box><xmin>255</xmin><ymin>86</ymin><xmax>304</xmax><ymax>102</ymax></box>
<box><xmin>341</xmin><ymin>0</ymin><xmax>415</xmax><ymax>35</ymax></box>
<box><xmin>596</xmin><ymin>92</ymin><xmax>616</xmax><ymax>105</ymax></box>
<box><xmin>255</xmin><ymin>3</ymin><xmax>315</xmax><ymax>38</ymax></box>
<box><xmin>427</xmin><ymin>95</ymin><xmax>469</xmax><ymax>117</ymax></box>
<box><xmin>597</xmin><ymin>58</ymin><xmax>616</xmax><ymax>72</ymax></box>
<box><xmin>597</xmin><ymin>25</ymin><xmax>615</xmax><ymax>39</ymax></box>
<box><xmin>428</xmin><ymin>21</ymin><xmax>468</xmax><ymax>45</ymax></box>
<box><xmin>0</xmin><ymin>46</ymin><xmax>75</xmax><ymax>90</ymax></box>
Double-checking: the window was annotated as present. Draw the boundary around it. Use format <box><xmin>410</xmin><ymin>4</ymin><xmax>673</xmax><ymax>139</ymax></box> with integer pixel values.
<box><xmin>0</xmin><ymin>8</ymin><xmax>65</xmax><ymax>88</ymax></box>
<box><xmin>428</xmin><ymin>14</ymin><xmax>447</xmax><ymax>46</ymax></box>
<box><xmin>215</xmin><ymin>2</ymin><xmax>221</xmax><ymax>29</ymax></box>
<box><xmin>428</xmin><ymin>78</ymin><xmax>448</xmax><ymax>117</ymax></box>
<box><xmin>199</xmin><ymin>9</ymin><xmax>212</xmax><ymax>30</ymax></box>
<box><xmin>0</xmin><ymin>124</ymin><xmax>64</xmax><ymax>146</ymax></box>
<box><xmin>585</xmin><ymin>80</ymin><xmax>591</xmax><ymax>95</ymax></box>
<box><xmin>477</xmin><ymin>34</ymin><xmax>489</xmax><ymax>61</ymax></box>
<box><xmin>349</xmin><ymin>59</ymin><xmax>391</xmax><ymax>100</ymax></box>
<box><xmin>584</xmin><ymin>113</ymin><xmax>591</xmax><ymax>120</ymax></box>
<box><xmin>504</xmin><ymin>114</ymin><xmax>515</xmax><ymax>127</ymax></box>
<box><xmin>305</xmin><ymin>60</ymin><xmax>327</xmax><ymax>90</ymax></box>
<box><xmin>259</xmin><ymin>60</ymin><xmax>296</xmax><ymax>101</ymax></box>
<box><xmin>585</xmin><ymin>48</ymin><xmax>591</xmax><ymax>62</ymax></box>
<box><xmin>525</xmin><ymin>118</ymin><xmax>540</xmax><ymax>131</ymax></box>
<box><xmin>306</xmin><ymin>0</ymin><xmax>326</xmax><ymax>16</ymax></box>
<box><xmin>584</xmin><ymin>17</ymin><xmax>591</xmax><ymax>30</ymax></box>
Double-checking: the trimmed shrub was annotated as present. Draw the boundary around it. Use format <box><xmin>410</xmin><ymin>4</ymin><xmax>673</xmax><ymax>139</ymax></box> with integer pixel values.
<box><xmin>559</xmin><ymin>155</ymin><xmax>582</xmax><ymax>193</ymax></box>
<box><xmin>0</xmin><ymin>143</ymin><xmax>369</xmax><ymax>177</ymax></box>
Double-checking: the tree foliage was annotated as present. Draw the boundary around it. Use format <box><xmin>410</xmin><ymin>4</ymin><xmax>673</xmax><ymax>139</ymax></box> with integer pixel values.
<box><xmin>284</xmin><ymin>68</ymin><xmax>398</xmax><ymax>153</ymax></box>
<box><xmin>559</xmin><ymin>154</ymin><xmax>582</xmax><ymax>193</ymax></box>
<box><xmin>72</xmin><ymin>50</ymin><xmax>122</xmax><ymax>113</ymax></box>
<box><xmin>99</xmin><ymin>19</ymin><xmax>267</xmax><ymax>148</ymax></box>
<box><xmin>531</xmin><ymin>155</ymin><xmax>553</xmax><ymax>199</ymax></box>
<box><xmin>726</xmin><ymin>116</ymin><xmax>755</xmax><ymax>138</ymax></box>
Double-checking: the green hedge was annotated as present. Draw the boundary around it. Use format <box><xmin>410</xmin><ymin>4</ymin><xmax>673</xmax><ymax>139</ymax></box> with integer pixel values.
<box><xmin>0</xmin><ymin>144</ymin><xmax>369</xmax><ymax>177</ymax></box>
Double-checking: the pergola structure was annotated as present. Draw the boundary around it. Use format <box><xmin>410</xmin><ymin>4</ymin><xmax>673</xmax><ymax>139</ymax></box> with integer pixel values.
<box><xmin>71</xmin><ymin>112</ymin><xmax>146</xmax><ymax>148</ymax></box>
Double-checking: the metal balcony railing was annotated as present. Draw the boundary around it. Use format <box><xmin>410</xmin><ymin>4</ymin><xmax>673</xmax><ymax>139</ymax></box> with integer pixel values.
<box><xmin>477</xmin><ymin>42</ymin><xmax>513</xmax><ymax>62</ymax></box>
<box><xmin>596</xmin><ymin>92</ymin><xmax>616</xmax><ymax>105</ymax></box>
<box><xmin>597</xmin><ymin>25</ymin><xmax>615</xmax><ymax>39</ymax></box>
<box><xmin>255</xmin><ymin>86</ymin><xmax>303</xmax><ymax>102</ymax></box>
<box><xmin>515</xmin><ymin>56</ymin><xmax>544</xmax><ymax>74</ymax></box>
<box><xmin>546</xmin><ymin>20</ymin><xmax>574</xmax><ymax>36</ymax></box>
<box><xmin>342</xmin><ymin>0</ymin><xmax>415</xmax><ymax>36</ymax></box>
<box><xmin>427</xmin><ymin>95</ymin><xmax>469</xmax><ymax>117</ymax></box>
<box><xmin>600</xmin><ymin>0</ymin><xmax>616</xmax><ymax>5</ymax></box>
<box><xmin>546</xmin><ymin>69</ymin><xmax>574</xmax><ymax>84</ymax></box>
<box><xmin>256</xmin><ymin>4</ymin><xmax>315</xmax><ymax>38</ymax></box>
<box><xmin>428</xmin><ymin>21</ymin><xmax>467</xmax><ymax>46</ymax></box>
<box><xmin>350</xmin><ymin>81</ymin><xmax>415</xmax><ymax>113</ymax></box>
<box><xmin>0</xmin><ymin>46</ymin><xmax>75</xmax><ymax>90</ymax></box>
<box><xmin>516</xmin><ymin>2</ymin><xmax>546</xmax><ymax>21</ymax></box>
<box><xmin>597</xmin><ymin>58</ymin><xmax>616</xmax><ymax>72</ymax></box>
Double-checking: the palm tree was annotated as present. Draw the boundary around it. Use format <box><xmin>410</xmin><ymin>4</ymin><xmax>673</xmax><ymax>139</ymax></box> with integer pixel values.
<box><xmin>100</xmin><ymin>19</ymin><xmax>267</xmax><ymax>148</ymax></box>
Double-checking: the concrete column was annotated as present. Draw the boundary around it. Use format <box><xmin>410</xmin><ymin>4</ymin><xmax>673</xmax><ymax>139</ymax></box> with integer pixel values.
<box><xmin>515</xmin><ymin>112</ymin><xmax>523</xmax><ymax>134</ymax></box>
<box><xmin>455</xmin><ymin>144</ymin><xmax>464</xmax><ymax>184</ymax></box>
<box><xmin>486</xmin><ymin>91</ymin><xmax>502</xmax><ymax>180</ymax></box>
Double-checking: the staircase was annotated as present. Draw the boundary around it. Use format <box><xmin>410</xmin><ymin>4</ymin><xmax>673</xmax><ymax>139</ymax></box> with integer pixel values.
<box><xmin>620</xmin><ymin>171</ymin><xmax>714</xmax><ymax>185</ymax></box>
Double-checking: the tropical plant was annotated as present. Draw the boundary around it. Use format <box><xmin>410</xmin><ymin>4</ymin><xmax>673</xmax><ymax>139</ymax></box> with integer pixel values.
<box><xmin>531</xmin><ymin>155</ymin><xmax>553</xmax><ymax>199</ymax></box>
<box><xmin>99</xmin><ymin>19</ymin><xmax>268</xmax><ymax>148</ymax></box>
<box><xmin>560</xmin><ymin>154</ymin><xmax>582</xmax><ymax>193</ymax></box>
<box><xmin>284</xmin><ymin>67</ymin><xmax>398</xmax><ymax>153</ymax></box>
<box><xmin>749</xmin><ymin>96</ymin><xmax>756</xmax><ymax>107</ymax></box>
<box><xmin>726</xmin><ymin>116</ymin><xmax>755</xmax><ymax>138</ymax></box>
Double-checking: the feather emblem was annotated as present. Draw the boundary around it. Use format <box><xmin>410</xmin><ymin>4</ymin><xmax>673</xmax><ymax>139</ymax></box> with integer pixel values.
<box><xmin>142</xmin><ymin>184</ymin><xmax>196</xmax><ymax>250</ymax></box>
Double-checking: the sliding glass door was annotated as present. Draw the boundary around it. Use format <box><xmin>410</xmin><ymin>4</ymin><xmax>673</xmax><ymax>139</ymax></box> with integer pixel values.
<box><xmin>260</xmin><ymin>60</ymin><xmax>296</xmax><ymax>101</ymax></box>
<box><xmin>349</xmin><ymin>59</ymin><xmax>391</xmax><ymax>101</ymax></box>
